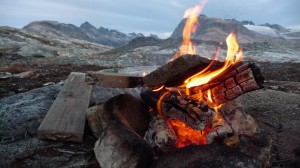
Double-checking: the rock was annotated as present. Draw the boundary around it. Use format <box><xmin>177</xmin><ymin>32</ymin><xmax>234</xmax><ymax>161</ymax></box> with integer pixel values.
<box><xmin>13</xmin><ymin>71</ymin><xmax>33</xmax><ymax>78</ymax></box>
<box><xmin>14</xmin><ymin>149</ymin><xmax>35</xmax><ymax>160</ymax></box>
<box><xmin>0</xmin><ymin>84</ymin><xmax>61</xmax><ymax>140</ymax></box>
<box><xmin>94</xmin><ymin>121</ymin><xmax>153</xmax><ymax>168</ymax></box>
<box><xmin>89</xmin><ymin>86</ymin><xmax>142</xmax><ymax>106</ymax></box>
<box><xmin>43</xmin><ymin>82</ymin><xmax>55</xmax><ymax>86</ymax></box>
<box><xmin>239</xmin><ymin>89</ymin><xmax>300</xmax><ymax>163</ymax></box>
<box><xmin>87</xmin><ymin>93</ymin><xmax>149</xmax><ymax>137</ymax></box>
<box><xmin>0</xmin><ymin>72</ymin><xmax>12</xmax><ymax>79</ymax></box>
<box><xmin>239</xmin><ymin>134</ymin><xmax>272</xmax><ymax>168</ymax></box>
<box><xmin>103</xmin><ymin>94</ymin><xmax>149</xmax><ymax>136</ymax></box>
<box><xmin>152</xmin><ymin>144</ymin><xmax>262</xmax><ymax>168</ymax></box>
<box><xmin>86</xmin><ymin>105</ymin><xmax>110</xmax><ymax>138</ymax></box>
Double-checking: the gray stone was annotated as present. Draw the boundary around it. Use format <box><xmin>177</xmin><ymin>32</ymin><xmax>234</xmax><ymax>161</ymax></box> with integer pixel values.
<box><xmin>103</xmin><ymin>94</ymin><xmax>149</xmax><ymax>136</ymax></box>
<box><xmin>13</xmin><ymin>71</ymin><xmax>33</xmax><ymax>78</ymax></box>
<box><xmin>152</xmin><ymin>144</ymin><xmax>262</xmax><ymax>168</ymax></box>
<box><xmin>88</xmin><ymin>92</ymin><xmax>149</xmax><ymax>137</ymax></box>
<box><xmin>0</xmin><ymin>84</ymin><xmax>62</xmax><ymax>140</ymax></box>
<box><xmin>94</xmin><ymin>121</ymin><xmax>153</xmax><ymax>168</ymax></box>
<box><xmin>86</xmin><ymin>105</ymin><xmax>109</xmax><ymax>138</ymax></box>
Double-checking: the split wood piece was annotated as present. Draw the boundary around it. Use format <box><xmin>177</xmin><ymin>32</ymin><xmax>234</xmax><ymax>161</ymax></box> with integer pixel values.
<box><xmin>143</xmin><ymin>54</ymin><xmax>223</xmax><ymax>87</ymax></box>
<box><xmin>206</xmin><ymin>100</ymin><xmax>260</xmax><ymax>144</ymax></box>
<box><xmin>191</xmin><ymin>62</ymin><xmax>264</xmax><ymax>105</ymax></box>
<box><xmin>140</xmin><ymin>88</ymin><xmax>215</xmax><ymax>131</ymax></box>
<box><xmin>144</xmin><ymin>115</ymin><xmax>178</xmax><ymax>154</ymax></box>
<box><xmin>38</xmin><ymin>72</ymin><xmax>92</xmax><ymax>142</ymax></box>
<box><xmin>86</xmin><ymin>70</ymin><xmax>142</xmax><ymax>88</ymax></box>
<box><xmin>161</xmin><ymin>92</ymin><xmax>216</xmax><ymax>131</ymax></box>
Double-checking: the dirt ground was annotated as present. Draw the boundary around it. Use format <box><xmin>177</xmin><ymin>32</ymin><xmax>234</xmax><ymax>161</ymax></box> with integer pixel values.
<box><xmin>0</xmin><ymin>64</ymin><xmax>105</xmax><ymax>98</ymax></box>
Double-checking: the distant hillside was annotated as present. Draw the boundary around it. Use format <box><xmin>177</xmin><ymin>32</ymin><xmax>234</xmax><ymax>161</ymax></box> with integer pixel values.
<box><xmin>170</xmin><ymin>15</ymin><xmax>271</xmax><ymax>43</ymax></box>
<box><xmin>259</xmin><ymin>23</ymin><xmax>290</xmax><ymax>33</ymax></box>
<box><xmin>0</xmin><ymin>26</ymin><xmax>111</xmax><ymax>64</ymax></box>
<box><xmin>23</xmin><ymin>21</ymin><xmax>144</xmax><ymax>47</ymax></box>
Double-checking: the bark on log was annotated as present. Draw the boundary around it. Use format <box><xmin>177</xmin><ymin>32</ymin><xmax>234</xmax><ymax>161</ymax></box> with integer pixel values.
<box><xmin>191</xmin><ymin>62</ymin><xmax>264</xmax><ymax>105</ymax></box>
<box><xmin>143</xmin><ymin>54</ymin><xmax>223</xmax><ymax>87</ymax></box>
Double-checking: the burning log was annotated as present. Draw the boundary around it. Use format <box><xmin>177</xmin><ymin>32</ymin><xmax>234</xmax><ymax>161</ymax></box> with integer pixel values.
<box><xmin>191</xmin><ymin>62</ymin><xmax>264</xmax><ymax>104</ymax></box>
<box><xmin>141</xmin><ymin>88</ymin><xmax>216</xmax><ymax>131</ymax></box>
<box><xmin>161</xmin><ymin>92</ymin><xmax>216</xmax><ymax>131</ymax></box>
<box><xmin>143</xmin><ymin>56</ymin><xmax>263</xmax><ymax>103</ymax></box>
<box><xmin>143</xmin><ymin>54</ymin><xmax>223</xmax><ymax>87</ymax></box>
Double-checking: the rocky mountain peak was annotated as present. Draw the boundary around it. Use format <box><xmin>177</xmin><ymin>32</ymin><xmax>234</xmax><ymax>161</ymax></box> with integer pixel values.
<box><xmin>22</xmin><ymin>21</ymin><xmax>148</xmax><ymax>47</ymax></box>
<box><xmin>259</xmin><ymin>23</ymin><xmax>289</xmax><ymax>33</ymax></box>
<box><xmin>170</xmin><ymin>15</ymin><xmax>270</xmax><ymax>43</ymax></box>
<box><xmin>80</xmin><ymin>21</ymin><xmax>97</xmax><ymax>30</ymax></box>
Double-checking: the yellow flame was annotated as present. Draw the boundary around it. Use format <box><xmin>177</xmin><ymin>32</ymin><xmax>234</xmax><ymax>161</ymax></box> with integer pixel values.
<box><xmin>207</xmin><ymin>89</ymin><xmax>213</xmax><ymax>103</ymax></box>
<box><xmin>157</xmin><ymin>91</ymin><xmax>170</xmax><ymax>117</ymax></box>
<box><xmin>169</xmin><ymin>1</ymin><xmax>207</xmax><ymax>61</ymax></box>
<box><xmin>153</xmin><ymin>85</ymin><xmax>165</xmax><ymax>92</ymax></box>
<box><xmin>184</xmin><ymin>32</ymin><xmax>243</xmax><ymax>88</ymax></box>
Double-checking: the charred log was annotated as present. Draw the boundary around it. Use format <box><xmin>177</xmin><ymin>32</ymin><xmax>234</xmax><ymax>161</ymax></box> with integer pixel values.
<box><xmin>190</xmin><ymin>62</ymin><xmax>264</xmax><ymax>105</ymax></box>
<box><xmin>161</xmin><ymin>92</ymin><xmax>216</xmax><ymax>131</ymax></box>
<box><xmin>143</xmin><ymin>54</ymin><xmax>223</xmax><ymax>87</ymax></box>
<box><xmin>141</xmin><ymin>88</ymin><xmax>216</xmax><ymax>131</ymax></box>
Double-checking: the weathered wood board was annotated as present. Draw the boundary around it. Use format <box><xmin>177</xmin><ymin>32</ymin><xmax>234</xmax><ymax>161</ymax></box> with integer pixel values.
<box><xmin>38</xmin><ymin>72</ymin><xmax>92</xmax><ymax>142</ymax></box>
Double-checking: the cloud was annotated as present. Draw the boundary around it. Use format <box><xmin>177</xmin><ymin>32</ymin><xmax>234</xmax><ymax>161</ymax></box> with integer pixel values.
<box><xmin>0</xmin><ymin>0</ymin><xmax>299</xmax><ymax>36</ymax></box>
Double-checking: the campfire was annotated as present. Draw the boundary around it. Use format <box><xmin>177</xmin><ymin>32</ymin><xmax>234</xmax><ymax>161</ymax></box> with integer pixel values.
<box><xmin>141</xmin><ymin>5</ymin><xmax>263</xmax><ymax>149</ymax></box>
<box><xmin>85</xmin><ymin>3</ymin><xmax>270</xmax><ymax>168</ymax></box>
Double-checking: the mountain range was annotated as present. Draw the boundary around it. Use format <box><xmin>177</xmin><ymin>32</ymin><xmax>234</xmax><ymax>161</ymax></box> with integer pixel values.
<box><xmin>23</xmin><ymin>21</ymin><xmax>148</xmax><ymax>48</ymax></box>
<box><xmin>1</xmin><ymin>15</ymin><xmax>299</xmax><ymax>66</ymax></box>
<box><xmin>21</xmin><ymin>16</ymin><xmax>299</xmax><ymax>48</ymax></box>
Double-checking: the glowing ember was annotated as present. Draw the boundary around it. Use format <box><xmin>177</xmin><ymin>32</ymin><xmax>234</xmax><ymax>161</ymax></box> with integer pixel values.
<box><xmin>167</xmin><ymin>118</ymin><xmax>210</xmax><ymax>148</ymax></box>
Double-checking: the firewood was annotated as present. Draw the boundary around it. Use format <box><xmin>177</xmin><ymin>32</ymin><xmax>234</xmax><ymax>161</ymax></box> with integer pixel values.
<box><xmin>143</xmin><ymin>54</ymin><xmax>223</xmax><ymax>87</ymax></box>
<box><xmin>206</xmin><ymin>99</ymin><xmax>260</xmax><ymax>144</ymax></box>
<box><xmin>144</xmin><ymin>115</ymin><xmax>178</xmax><ymax>154</ymax></box>
<box><xmin>161</xmin><ymin>92</ymin><xmax>216</xmax><ymax>131</ymax></box>
<box><xmin>191</xmin><ymin>62</ymin><xmax>264</xmax><ymax>104</ymax></box>
<box><xmin>86</xmin><ymin>70</ymin><xmax>143</xmax><ymax>88</ymax></box>
<box><xmin>141</xmin><ymin>88</ymin><xmax>216</xmax><ymax>131</ymax></box>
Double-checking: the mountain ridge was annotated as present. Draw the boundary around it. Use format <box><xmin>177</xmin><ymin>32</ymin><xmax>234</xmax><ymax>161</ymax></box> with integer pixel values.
<box><xmin>23</xmin><ymin>21</ymin><xmax>145</xmax><ymax>48</ymax></box>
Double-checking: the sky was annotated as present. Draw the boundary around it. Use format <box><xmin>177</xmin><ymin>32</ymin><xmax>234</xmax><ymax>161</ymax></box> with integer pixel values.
<box><xmin>0</xmin><ymin>0</ymin><xmax>299</xmax><ymax>38</ymax></box>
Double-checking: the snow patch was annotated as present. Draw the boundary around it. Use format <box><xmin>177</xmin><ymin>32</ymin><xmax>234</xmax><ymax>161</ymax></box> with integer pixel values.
<box><xmin>287</xmin><ymin>25</ymin><xmax>300</xmax><ymax>32</ymax></box>
<box><xmin>244</xmin><ymin>25</ymin><xmax>278</xmax><ymax>36</ymax></box>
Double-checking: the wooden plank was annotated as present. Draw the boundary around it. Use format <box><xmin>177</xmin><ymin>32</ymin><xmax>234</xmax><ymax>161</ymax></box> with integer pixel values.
<box><xmin>38</xmin><ymin>72</ymin><xmax>92</xmax><ymax>142</ymax></box>
<box><xmin>87</xmin><ymin>71</ymin><xmax>142</xmax><ymax>88</ymax></box>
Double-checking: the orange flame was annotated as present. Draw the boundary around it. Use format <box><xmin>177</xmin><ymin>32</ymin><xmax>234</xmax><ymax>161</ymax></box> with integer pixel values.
<box><xmin>167</xmin><ymin>118</ymin><xmax>210</xmax><ymax>148</ymax></box>
<box><xmin>170</xmin><ymin>1</ymin><xmax>207</xmax><ymax>61</ymax></box>
<box><xmin>156</xmin><ymin>1</ymin><xmax>244</xmax><ymax>149</ymax></box>
<box><xmin>207</xmin><ymin>89</ymin><xmax>213</xmax><ymax>103</ymax></box>
<box><xmin>184</xmin><ymin>32</ymin><xmax>243</xmax><ymax>88</ymax></box>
